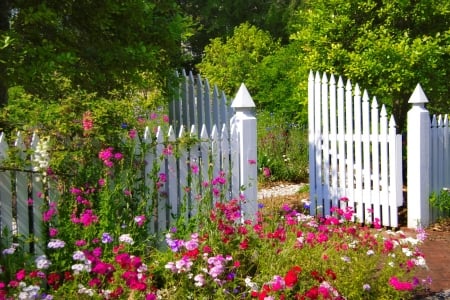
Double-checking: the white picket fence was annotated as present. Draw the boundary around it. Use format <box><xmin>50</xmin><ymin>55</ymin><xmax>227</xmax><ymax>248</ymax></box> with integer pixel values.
<box><xmin>0</xmin><ymin>83</ymin><xmax>258</xmax><ymax>253</ymax></box>
<box><xmin>308</xmin><ymin>71</ymin><xmax>403</xmax><ymax>227</ymax></box>
<box><xmin>309</xmin><ymin>71</ymin><xmax>450</xmax><ymax>229</ymax></box>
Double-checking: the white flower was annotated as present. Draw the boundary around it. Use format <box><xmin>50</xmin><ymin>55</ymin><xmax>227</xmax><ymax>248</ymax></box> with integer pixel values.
<box><xmin>366</xmin><ymin>250</ymin><xmax>375</xmax><ymax>256</ymax></box>
<box><xmin>414</xmin><ymin>256</ymin><xmax>427</xmax><ymax>268</ymax></box>
<box><xmin>402</xmin><ymin>248</ymin><xmax>413</xmax><ymax>257</ymax></box>
<box><xmin>73</xmin><ymin>250</ymin><xmax>86</xmax><ymax>261</ymax></box>
<box><xmin>35</xmin><ymin>255</ymin><xmax>51</xmax><ymax>269</ymax></box>
<box><xmin>118</xmin><ymin>234</ymin><xmax>134</xmax><ymax>245</ymax></box>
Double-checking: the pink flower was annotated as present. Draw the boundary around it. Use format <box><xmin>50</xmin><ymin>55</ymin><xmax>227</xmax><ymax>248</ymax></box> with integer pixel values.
<box><xmin>79</xmin><ymin>209</ymin><xmax>99</xmax><ymax>227</ymax></box>
<box><xmin>163</xmin><ymin>115</ymin><xmax>169</xmax><ymax>123</ymax></box>
<box><xmin>114</xmin><ymin>152</ymin><xmax>123</xmax><ymax>160</ymax></box>
<box><xmin>75</xmin><ymin>240</ymin><xmax>87</xmax><ymax>247</ymax></box>
<box><xmin>134</xmin><ymin>215</ymin><xmax>146</xmax><ymax>227</ymax></box>
<box><xmin>262</xmin><ymin>167</ymin><xmax>271</xmax><ymax>178</ymax></box>
<box><xmin>389</xmin><ymin>276</ymin><xmax>414</xmax><ymax>291</ymax></box>
<box><xmin>163</xmin><ymin>145</ymin><xmax>173</xmax><ymax>156</ymax></box>
<box><xmin>150</xmin><ymin>113</ymin><xmax>158</xmax><ymax>120</ymax></box>
<box><xmin>98</xmin><ymin>178</ymin><xmax>105</xmax><ymax>187</ymax></box>
<box><xmin>191</xmin><ymin>164</ymin><xmax>199</xmax><ymax>174</ymax></box>
<box><xmin>129</xmin><ymin>129</ymin><xmax>137</xmax><ymax>139</ymax></box>
<box><xmin>99</xmin><ymin>147</ymin><xmax>114</xmax><ymax>161</ymax></box>
<box><xmin>248</xmin><ymin>159</ymin><xmax>256</xmax><ymax>165</ymax></box>
<box><xmin>16</xmin><ymin>269</ymin><xmax>26</xmax><ymax>281</ymax></box>
<box><xmin>49</xmin><ymin>227</ymin><xmax>58</xmax><ymax>237</ymax></box>
<box><xmin>82</xmin><ymin>111</ymin><xmax>94</xmax><ymax>133</ymax></box>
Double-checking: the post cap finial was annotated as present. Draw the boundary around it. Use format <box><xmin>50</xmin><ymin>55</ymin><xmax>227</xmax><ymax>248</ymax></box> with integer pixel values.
<box><xmin>231</xmin><ymin>83</ymin><xmax>255</xmax><ymax>109</ymax></box>
<box><xmin>409</xmin><ymin>83</ymin><xmax>429</xmax><ymax>105</ymax></box>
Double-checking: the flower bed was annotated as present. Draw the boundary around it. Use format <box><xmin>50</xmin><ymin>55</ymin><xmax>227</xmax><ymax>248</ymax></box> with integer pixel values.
<box><xmin>0</xmin><ymin>112</ymin><xmax>432</xmax><ymax>299</ymax></box>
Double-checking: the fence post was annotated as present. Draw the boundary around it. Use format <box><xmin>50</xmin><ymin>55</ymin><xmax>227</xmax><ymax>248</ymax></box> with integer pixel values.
<box><xmin>407</xmin><ymin>84</ymin><xmax>430</xmax><ymax>228</ymax></box>
<box><xmin>231</xmin><ymin>83</ymin><xmax>258</xmax><ymax>219</ymax></box>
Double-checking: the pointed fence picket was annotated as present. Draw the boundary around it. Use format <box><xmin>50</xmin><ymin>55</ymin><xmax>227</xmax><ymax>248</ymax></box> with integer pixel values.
<box><xmin>308</xmin><ymin>71</ymin><xmax>403</xmax><ymax>227</ymax></box>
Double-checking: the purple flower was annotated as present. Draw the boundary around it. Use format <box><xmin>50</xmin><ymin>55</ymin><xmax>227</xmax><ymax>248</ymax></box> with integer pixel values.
<box><xmin>48</xmin><ymin>239</ymin><xmax>66</xmax><ymax>249</ymax></box>
<box><xmin>102</xmin><ymin>233</ymin><xmax>113</xmax><ymax>244</ymax></box>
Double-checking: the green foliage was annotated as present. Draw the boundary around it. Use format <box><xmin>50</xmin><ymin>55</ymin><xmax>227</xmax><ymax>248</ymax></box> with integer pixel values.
<box><xmin>257</xmin><ymin>111</ymin><xmax>308</xmax><ymax>184</ymax></box>
<box><xmin>430</xmin><ymin>188</ymin><xmax>450</xmax><ymax>215</ymax></box>
<box><xmin>197</xmin><ymin>23</ymin><xmax>280</xmax><ymax>97</ymax></box>
<box><xmin>178</xmin><ymin>0</ymin><xmax>301</xmax><ymax>66</ymax></box>
<box><xmin>0</xmin><ymin>0</ymin><xmax>190</xmax><ymax>101</ymax></box>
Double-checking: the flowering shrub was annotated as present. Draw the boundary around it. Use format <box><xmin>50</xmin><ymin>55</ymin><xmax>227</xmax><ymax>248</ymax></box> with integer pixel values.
<box><xmin>0</xmin><ymin>111</ymin><xmax>432</xmax><ymax>299</ymax></box>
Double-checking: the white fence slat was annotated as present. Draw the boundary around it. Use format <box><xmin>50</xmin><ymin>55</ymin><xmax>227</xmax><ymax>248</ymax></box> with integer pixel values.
<box><xmin>143</xmin><ymin>126</ymin><xmax>156</xmax><ymax>234</ymax></box>
<box><xmin>220</xmin><ymin>124</ymin><xmax>231</xmax><ymax>197</ymax></box>
<box><xmin>329</xmin><ymin>75</ymin><xmax>338</xmax><ymax>208</ymax></box>
<box><xmin>0</xmin><ymin>133</ymin><xmax>12</xmax><ymax>234</ymax></box>
<box><xmin>353</xmin><ymin>84</ymin><xmax>363</xmax><ymax>223</ymax></box>
<box><xmin>166</xmin><ymin>127</ymin><xmax>178</xmax><ymax>226</ymax></box>
<box><xmin>314</xmin><ymin>71</ymin><xmax>322</xmax><ymax>215</ymax></box>
<box><xmin>31</xmin><ymin>133</ymin><xmax>44</xmax><ymax>255</ymax></box>
<box><xmin>379</xmin><ymin>106</ymin><xmax>390</xmax><ymax>226</ymax></box>
<box><xmin>371</xmin><ymin>97</ymin><xmax>381</xmax><ymax>221</ymax></box>
<box><xmin>155</xmin><ymin>127</ymin><xmax>167</xmax><ymax>232</ymax></box>
<box><xmin>362</xmin><ymin>90</ymin><xmax>372</xmax><ymax>221</ymax></box>
<box><xmin>388</xmin><ymin>117</ymin><xmax>400</xmax><ymax>227</ymax></box>
<box><xmin>189</xmin><ymin>125</ymin><xmax>199</xmax><ymax>217</ymax></box>
<box><xmin>15</xmin><ymin>133</ymin><xmax>29</xmax><ymax>246</ymax></box>
<box><xmin>444</xmin><ymin>115</ymin><xmax>450</xmax><ymax>188</ymax></box>
<box><xmin>321</xmin><ymin>73</ymin><xmax>330</xmax><ymax>214</ymax></box>
<box><xmin>430</xmin><ymin>116</ymin><xmax>438</xmax><ymax>193</ymax></box>
<box><xmin>345</xmin><ymin>79</ymin><xmax>354</xmax><ymax>213</ymax></box>
<box><xmin>212</xmin><ymin>86</ymin><xmax>220</xmax><ymax>132</ymax></box>
<box><xmin>437</xmin><ymin>116</ymin><xmax>445</xmax><ymax>189</ymax></box>
<box><xmin>211</xmin><ymin>125</ymin><xmax>220</xmax><ymax>182</ymax></box>
<box><xmin>204</xmin><ymin>79</ymin><xmax>212</xmax><ymax>135</ymax></box>
<box><xmin>177</xmin><ymin>125</ymin><xmax>190</xmax><ymax>224</ymax></box>
<box><xmin>308</xmin><ymin>71</ymin><xmax>317</xmax><ymax>216</ymax></box>
<box><xmin>200</xmin><ymin>125</ymin><xmax>211</xmax><ymax>201</ymax></box>
<box><xmin>196</xmin><ymin>74</ymin><xmax>204</xmax><ymax>134</ymax></box>
<box><xmin>337</xmin><ymin>76</ymin><xmax>346</xmax><ymax>205</ymax></box>
<box><xmin>188</xmin><ymin>72</ymin><xmax>196</xmax><ymax>134</ymax></box>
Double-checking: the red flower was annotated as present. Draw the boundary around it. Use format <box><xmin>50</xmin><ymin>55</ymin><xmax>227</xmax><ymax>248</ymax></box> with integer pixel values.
<box><xmin>285</xmin><ymin>266</ymin><xmax>302</xmax><ymax>288</ymax></box>
<box><xmin>239</xmin><ymin>238</ymin><xmax>249</xmax><ymax>250</ymax></box>
<box><xmin>305</xmin><ymin>286</ymin><xmax>319</xmax><ymax>299</ymax></box>
<box><xmin>325</xmin><ymin>268</ymin><xmax>337</xmax><ymax>280</ymax></box>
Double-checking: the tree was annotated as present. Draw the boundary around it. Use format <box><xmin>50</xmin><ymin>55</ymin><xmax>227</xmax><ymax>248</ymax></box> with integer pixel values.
<box><xmin>289</xmin><ymin>0</ymin><xmax>450</xmax><ymax>131</ymax></box>
<box><xmin>0</xmin><ymin>0</ymin><xmax>189</xmax><ymax>103</ymax></box>
<box><xmin>196</xmin><ymin>23</ymin><xmax>280</xmax><ymax>98</ymax></box>
<box><xmin>178</xmin><ymin>0</ymin><xmax>301</xmax><ymax>68</ymax></box>
<box><xmin>0</xmin><ymin>0</ymin><xmax>12</xmax><ymax>107</ymax></box>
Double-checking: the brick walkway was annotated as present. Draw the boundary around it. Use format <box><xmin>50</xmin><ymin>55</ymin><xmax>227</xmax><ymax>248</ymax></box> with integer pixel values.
<box><xmin>414</xmin><ymin>229</ymin><xmax>450</xmax><ymax>293</ymax></box>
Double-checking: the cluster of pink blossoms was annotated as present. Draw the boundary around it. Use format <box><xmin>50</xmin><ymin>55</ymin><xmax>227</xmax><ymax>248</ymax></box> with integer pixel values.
<box><xmin>98</xmin><ymin>147</ymin><xmax>123</xmax><ymax>168</ymax></box>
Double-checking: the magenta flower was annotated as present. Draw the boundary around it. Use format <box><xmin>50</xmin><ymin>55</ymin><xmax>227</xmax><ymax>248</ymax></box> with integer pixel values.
<box><xmin>82</xmin><ymin>111</ymin><xmax>93</xmax><ymax>132</ymax></box>
<box><xmin>129</xmin><ymin>129</ymin><xmax>137</xmax><ymax>139</ymax></box>
<box><xmin>49</xmin><ymin>227</ymin><xmax>58</xmax><ymax>237</ymax></box>
<box><xmin>134</xmin><ymin>215</ymin><xmax>146</xmax><ymax>227</ymax></box>
<box><xmin>262</xmin><ymin>167</ymin><xmax>271</xmax><ymax>178</ymax></box>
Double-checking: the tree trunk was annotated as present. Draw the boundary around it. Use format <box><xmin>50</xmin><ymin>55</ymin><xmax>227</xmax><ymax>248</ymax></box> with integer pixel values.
<box><xmin>0</xmin><ymin>0</ymin><xmax>11</xmax><ymax>107</ymax></box>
